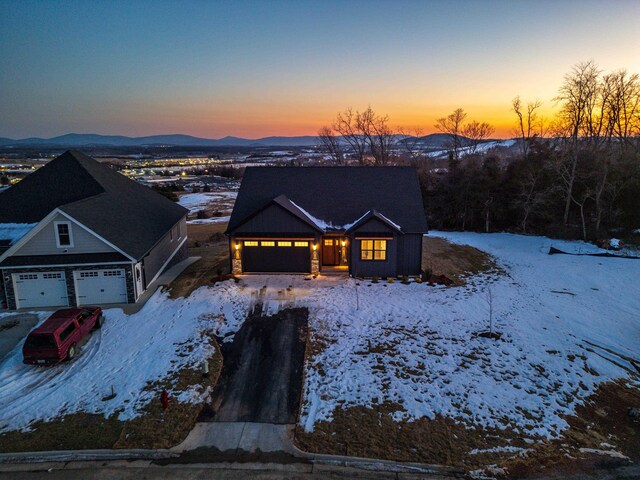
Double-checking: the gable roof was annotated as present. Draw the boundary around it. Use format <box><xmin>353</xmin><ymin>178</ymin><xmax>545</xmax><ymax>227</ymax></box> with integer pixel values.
<box><xmin>227</xmin><ymin>166</ymin><xmax>427</xmax><ymax>234</ymax></box>
<box><xmin>344</xmin><ymin>209</ymin><xmax>403</xmax><ymax>234</ymax></box>
<box><xmin>0</xmin><ymin>150</ymin><xmax>188</xmax><ymax>259</ymax></box>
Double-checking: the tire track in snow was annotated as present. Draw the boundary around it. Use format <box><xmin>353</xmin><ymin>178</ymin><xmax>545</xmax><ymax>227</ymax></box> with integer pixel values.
<box><xmin>0</xmin><ymin>328</ymin><xmax>103</xmax><ymax>427</ymax></box>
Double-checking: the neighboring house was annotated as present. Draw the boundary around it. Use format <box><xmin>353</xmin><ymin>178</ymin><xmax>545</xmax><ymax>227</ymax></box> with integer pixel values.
<box><xmin>226</xmin><ymin>166</ymin><xmax>427</xmax><ymax>277</ymax></box>
<box><xmin>0</xmin><ymin>150</ymin><xmax>188</xmax><ymax>310</ymax></box>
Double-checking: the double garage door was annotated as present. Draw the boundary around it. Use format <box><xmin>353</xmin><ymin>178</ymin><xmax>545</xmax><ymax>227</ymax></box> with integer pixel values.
<box><xmin>242</xmin><ymin>240</ymin><xmax>311</xmax><ymax>273</ymax></box>
<box><xmin>12</xmin><ymin>269</ymin><xmax>127</xmax><ymax>309</ymax></box>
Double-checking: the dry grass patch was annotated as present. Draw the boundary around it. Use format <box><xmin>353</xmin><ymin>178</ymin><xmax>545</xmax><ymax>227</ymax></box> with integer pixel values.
<box><xmin>0</xmin><ymin>413</ymin><xmax>123</xmax><ymax>453</ymax></box>
<box><xmin>294</xmin><ymin>402</ymin><xmax>522</xmax><ymax>468</ymax></box>
<box><xmin>422</xmin><ymin>236</ymin><xmax>502</xmax><ymax>285</ymax></box>
<box><xmin>186</xmin><ymin>222</ymin><xmax>227</xmax><ymax>247</ymax></box>
<box><xmin>115</xmin><ymin>337</ymin><xmax>223</xmax><ymax>449</ymax></box>
<box><xmin>168</xmin><ymin>245</ymin><xmax>230</xmax><ymax>299</ymax></box>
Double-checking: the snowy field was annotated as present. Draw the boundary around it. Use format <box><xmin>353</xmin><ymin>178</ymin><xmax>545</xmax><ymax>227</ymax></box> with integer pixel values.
<box><xmin>0</xmin><ymin>283</ymin><xmax>252</xmax><ymax>432</ymax></box>
<box><xmin>177</xmin><ymin>191</ymin><xmax>236</xmax><ymax>224</ymax></box>
<box><xmin>298</xmin><ymin>232</ymin><xmax>640</xmax><ymax>439</ymax></box>
<box><xmin>0</xmin><ymin>231</ymin><xmax>637</xmax><ymax>441</ymax></box>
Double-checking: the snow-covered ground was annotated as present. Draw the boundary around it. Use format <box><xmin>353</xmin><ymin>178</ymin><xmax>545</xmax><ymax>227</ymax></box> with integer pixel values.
<box><xmin>0</xmin><ymin>231</ymin><xmax>637</xmax><ymax>441</ymax></box>
<box><xmin>0</xmin><ymin>283</ymin><xmax>252</xmax><ymax>432</ymax></box>
<box><xmin>177</xmin><ymin>191</ymin><xmax>236</xmax><ymax>224</ymax></box>
<box><xmin>298</xmin><ymin>232</ymin><xmax>640</xmax><ymax>439</ymax></box>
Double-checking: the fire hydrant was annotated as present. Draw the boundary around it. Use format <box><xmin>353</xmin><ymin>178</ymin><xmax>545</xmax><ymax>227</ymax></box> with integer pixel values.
<box><xmin>160</xmin><ymin>389</ymin><xmax>170</xmax><ymax>410</ymax></box>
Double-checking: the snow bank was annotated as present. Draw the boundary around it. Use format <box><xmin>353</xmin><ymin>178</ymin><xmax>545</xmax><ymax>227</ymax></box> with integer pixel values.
<box><xmin>0</xmin><ymin>282</ymin><xmax>252</xmax><ymax>432</ymax></box>
<box><xmin>299</xmin><ymin>232</ymin><xmax>640</xmax><ymax>438</ymax></box>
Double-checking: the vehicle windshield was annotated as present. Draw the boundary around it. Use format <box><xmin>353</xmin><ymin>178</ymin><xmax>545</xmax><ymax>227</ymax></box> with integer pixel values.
<box><xmin>25</xmin><ymin>334</ymin><xmax>56</xmax><ymax>349</ymax></box>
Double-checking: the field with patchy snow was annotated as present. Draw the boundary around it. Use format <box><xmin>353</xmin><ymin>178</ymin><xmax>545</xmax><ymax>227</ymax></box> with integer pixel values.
<box><xmin>299</xmin><ymin>232</ymin><xmax>640</xmax><ymax>440</ymax></box>
<box><xmin>177</xmin><ymin>191</ymin><xmax>236</xmax><ymax>224</ymax></box>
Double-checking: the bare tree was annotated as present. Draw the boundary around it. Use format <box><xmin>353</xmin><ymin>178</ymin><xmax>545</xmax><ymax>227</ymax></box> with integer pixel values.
<box><xmin>333</xmin><ymin>108</ymin><xmax>368</xmax><ymax>165</ymax></box>
<box><xmin>357</xmin><ymin>106</ymin><xmax>395</xmax><ymax>165</ymax></box>
<box><xmin>554</xmin><ymin>60</ymin><xmax>601</xmax><ymax>226</ymax></box>
<box><xmin>397</xmin><ymin>127</ymin><xmax>424</xmax><ymax>161</ymax></box>
<box><xmin>462</xmin><ymin>120</ymin><xmax>495</xmax><ymax>155</ymax></box>
<box><xmin>435</xmin><ymin>108</ymin><xmax>467</xmax><ymax>161</ymax></box>
<box><xmin>317</xmin><ymin>126</ymin><xmax>344</xmax><ymax>164</ymax></box>
<box><xmin>512</xmin><ymin>96</ymin><xmax>543</xmax><ymax>158</ymax></box>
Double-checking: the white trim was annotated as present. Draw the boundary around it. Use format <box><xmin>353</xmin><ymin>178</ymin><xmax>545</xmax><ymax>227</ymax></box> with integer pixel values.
<box><xmin>144</xmin><ymin>236</ymin><xmax>187</xmax><ymax>287</ymax></box>
<box><xmin>54</xmin><ymin>221</ymin><xmax>74</xmax><ymax>248</ymax></box>
<box><xmin>1</xmin><ymin>261</ymin><xmax>132</xmax><ymax>269</ymax></box>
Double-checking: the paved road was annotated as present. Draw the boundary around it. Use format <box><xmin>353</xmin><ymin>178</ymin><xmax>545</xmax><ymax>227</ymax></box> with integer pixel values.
<box><xmin>0</xmin><ymin>462</ymin><xmax>449</xmax><ymax>479</ymax></box>
<box><xmin>204</xmin><ymin>307</ymin><xmax>308</xmax><ymax>424</ymax></box>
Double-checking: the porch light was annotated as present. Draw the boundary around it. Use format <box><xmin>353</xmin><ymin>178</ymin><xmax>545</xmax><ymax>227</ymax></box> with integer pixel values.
<box><xmin>341</xmin><ymin>240</ymin><xmax>346</xmax><ymax>246</ymax></box>
<box><xmin>235</xmin><ymin>243</ymin><xmax>240</xmax><ymax>250</ymax></box>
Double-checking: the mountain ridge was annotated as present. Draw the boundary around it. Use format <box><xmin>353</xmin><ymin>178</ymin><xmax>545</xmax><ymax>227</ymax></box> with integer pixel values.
<box><xmin>0</xmin><ymin>132</ymin><xmax>516</xmax><ymax>148</ymax></box>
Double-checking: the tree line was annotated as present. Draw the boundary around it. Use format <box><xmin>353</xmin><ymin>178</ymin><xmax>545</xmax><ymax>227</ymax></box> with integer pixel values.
<box><xmin>318</xmin><ymin>61</ymin><xmax>640</xmax><ymax>241</ymax></box>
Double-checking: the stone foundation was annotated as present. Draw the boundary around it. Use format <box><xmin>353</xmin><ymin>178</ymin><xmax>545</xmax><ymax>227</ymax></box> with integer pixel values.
<box><xmin>232</xmin><ymin>258</ymin><xmax>242</xmax><ymax>275</ymax></box>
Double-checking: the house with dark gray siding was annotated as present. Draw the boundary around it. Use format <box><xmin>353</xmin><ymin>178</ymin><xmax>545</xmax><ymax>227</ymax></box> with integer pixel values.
<box><xmin>0</xmin><ymin>150</ymin><xmax>188</xmax><ymax>310</ymax></box>
<box><xmin>225</xmin><ymin>166</ymin><xmax>427</xmax><ymax>277</ymax></box>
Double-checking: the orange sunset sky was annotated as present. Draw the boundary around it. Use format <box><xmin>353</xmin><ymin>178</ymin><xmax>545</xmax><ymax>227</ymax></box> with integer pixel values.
<box><xmin>1</xmin><ymin>0</ymin><xmax>639</xmax><ymax>139</ymax></box>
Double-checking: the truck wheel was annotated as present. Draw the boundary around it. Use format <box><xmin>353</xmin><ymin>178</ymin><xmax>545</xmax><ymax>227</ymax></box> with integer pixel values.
<box><xmin>67</xmin><ymin>344</ymin><xmax>77</xmax><ymax>361</ymax></box>
<box><xmin>94</xmin><ymin>315</ymin><xmax>104</xmax><ymax>329</ymax></box>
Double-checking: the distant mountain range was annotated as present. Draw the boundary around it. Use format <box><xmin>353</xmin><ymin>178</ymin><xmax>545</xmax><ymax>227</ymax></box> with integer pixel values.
<box><xmin>0</xmin><ymin>133</ymin><xmax>322</xmax><ymax>148</ymax></box>
<box><xmin>0</xmin><ymin>132</ymin><xmax>514</xmax><ymax>148</ymax></box>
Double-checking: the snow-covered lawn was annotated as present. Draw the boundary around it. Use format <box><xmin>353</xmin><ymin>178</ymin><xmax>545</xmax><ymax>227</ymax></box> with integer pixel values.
<box><xmin>0</xmin><ymin>282</ymin><xmax>251</xmax><ymax>433</ymax></box>
<box><xmin>1</xmin><ymin>231</ymin><xmax>637</xmax><ymax>445</ymax></box>
<box><xmin>299</xmin><ymin>232</ymin><xmax>640</xmax><ymax>439</ymax></box>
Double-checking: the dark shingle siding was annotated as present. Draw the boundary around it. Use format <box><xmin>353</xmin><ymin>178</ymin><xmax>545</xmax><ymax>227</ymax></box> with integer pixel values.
<box><xmin>227</xmin><ymin>166</ymin><xmax>427</xmax><ymax>234</ymax></box>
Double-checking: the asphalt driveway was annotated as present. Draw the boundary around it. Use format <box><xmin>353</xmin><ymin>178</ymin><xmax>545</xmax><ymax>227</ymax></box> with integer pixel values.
<box><xmin>204</xmin><ymin>307</ymin><xmax>308</xmax><ymax>424</ymax></box>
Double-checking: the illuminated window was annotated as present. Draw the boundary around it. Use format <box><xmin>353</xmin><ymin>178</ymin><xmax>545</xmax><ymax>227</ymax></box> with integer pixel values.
<box><xmin>261</xmin><ymin>241</ymin><xmax>275</xmax><ymax>247</ymax></box>
<box><xmin>278</xmin><ymin>241</ymin><xmax>292</xmax><ymax>247</ymax></box>
<box><xmin>244</xmin><ymin>241</ymin><xmax>258</xmax><ymax>246</ymax></box>
<box><xmin>361</xmin><ymin>239</ymin><xmax>386</xmax><ymax>261</ymax></box>
<box><xmin>324</xmin><ymin>239</ymin><xmax>333</xmax><ymax>246</ymax></box>
<box><xmin>294</xmin><ymin>241</ymin><xmax>309</xmax><ymax>247</ymax></box>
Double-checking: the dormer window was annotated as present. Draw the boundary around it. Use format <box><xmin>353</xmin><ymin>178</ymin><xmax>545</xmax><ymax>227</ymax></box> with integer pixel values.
<box><xmin>55</xmin><ymin>221</ymin><xmax>73</xmax><ymax>248</ymax></box>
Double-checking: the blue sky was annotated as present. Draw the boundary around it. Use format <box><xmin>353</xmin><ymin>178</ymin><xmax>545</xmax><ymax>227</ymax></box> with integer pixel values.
<box><xmin>1</xmin><ymin>0</ymin><xmax>639</xmax><ymax>138</ymax></box>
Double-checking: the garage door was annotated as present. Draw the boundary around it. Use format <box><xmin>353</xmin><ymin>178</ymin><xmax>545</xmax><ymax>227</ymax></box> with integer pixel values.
<box><xmin>242</xmin><ymin>240</ymin><xmax>311</xmax><ymax>273</ymax></box>
<box><xmin>74</xmin><ymin>269</ymin><xmax>128</xmax><ymax>305</ymax></box>
<box><xmin>12</xmin><ymin>272</ymin><xmax>69</xmax><ymax>309</ymax></box>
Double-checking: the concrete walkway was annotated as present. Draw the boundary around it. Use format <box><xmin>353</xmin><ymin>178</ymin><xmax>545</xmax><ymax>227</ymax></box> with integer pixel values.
<box><xmin>113</xmin><ymin>256</ymin><xmax>200</xmax><ymax>314</ymax></box>
<box><xmin>172</xmin><ymin>422</ymin><xmax>297</xmax><ymax>455</ymax></box>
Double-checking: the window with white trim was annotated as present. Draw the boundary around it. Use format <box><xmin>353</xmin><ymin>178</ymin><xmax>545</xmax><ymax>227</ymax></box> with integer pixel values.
<box><xmin>55</xmin><ymin>222</ymin><xmax>73</xmax><ymax>248</ymax></box>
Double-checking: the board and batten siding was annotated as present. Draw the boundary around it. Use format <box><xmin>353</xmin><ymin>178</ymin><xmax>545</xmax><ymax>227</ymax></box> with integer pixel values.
<box><xmin>14</xmin><ymin>213</ymin><xmax>117</xmax><ymax>256</ymax></box>
<box><xmin>142</xmin><ymin>216</ymin><xmax>187</xmax><ymax>288</ymax></box>
<box><xmin>396</xmin><ymin>233</ymin><xmax>423</xmax><ymax>276</ymax></box>
<box><xmin>232</xmin><ymin>204</ymin><xmax>318</xmax><ymax>235</ymax></box>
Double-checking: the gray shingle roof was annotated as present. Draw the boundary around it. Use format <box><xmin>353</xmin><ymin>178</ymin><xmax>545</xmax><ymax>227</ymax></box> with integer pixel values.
<box><xmin>0</xmin><ymin>150</ymin><xmax>188</xmax><ymax>260</ymax></box>
<box><xmin>227</xmin><ymin>166</ymin><xmax>427</xmax><ymax>234</ymax></box>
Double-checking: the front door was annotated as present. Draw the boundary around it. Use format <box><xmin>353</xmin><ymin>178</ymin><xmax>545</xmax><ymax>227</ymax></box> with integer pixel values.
<box><xmin>322</xmin><ymin>238</ymin><xmax>338</xmax><ymax>265</ymax></box>
<box><xmin>322</xmin><ymin>237</ymin><xmax>349</xmax><ymax>266</ymax></box>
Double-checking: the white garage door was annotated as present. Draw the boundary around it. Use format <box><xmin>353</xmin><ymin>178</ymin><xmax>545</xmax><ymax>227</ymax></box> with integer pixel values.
<box><xmin>12</xmin><ymin>272</ymin><xmax>69</xmax><ymax>309</ymax></box>
<box><xmin>74</xmin><ymin>269</ymin><xmax>128</xmax><ymax>306</ymax></box>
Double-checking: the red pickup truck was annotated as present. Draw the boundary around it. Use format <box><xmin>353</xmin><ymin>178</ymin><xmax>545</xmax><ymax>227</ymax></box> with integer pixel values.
<box><xmin>23</xmin><ymin>307</ymin><xmax>104</xmax><ymax>365</ymax></box>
